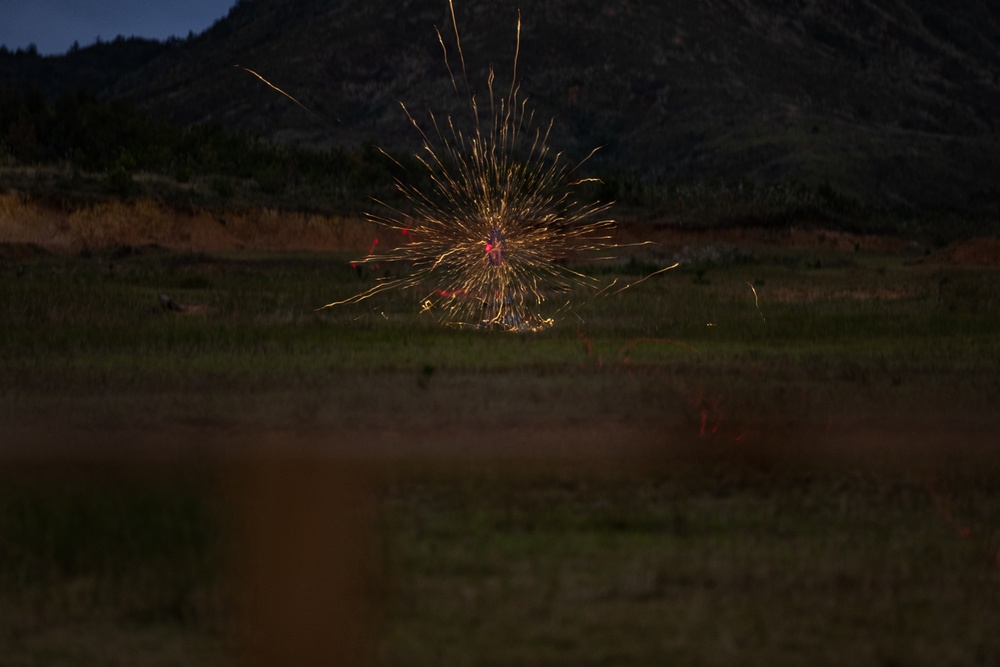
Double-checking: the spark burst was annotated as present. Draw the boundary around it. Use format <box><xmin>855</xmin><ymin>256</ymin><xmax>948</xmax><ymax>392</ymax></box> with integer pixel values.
<box><xmin>321</xmin><ymin>3</ymin><xmax>622</xmax><ymax>331</ymax></box>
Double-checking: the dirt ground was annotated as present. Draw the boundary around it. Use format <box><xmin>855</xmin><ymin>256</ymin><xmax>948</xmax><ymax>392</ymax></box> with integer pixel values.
<box><xmin>2</xmin><ymin>193</ymin><xmax>997</xmax><ymax>265</ymax></box>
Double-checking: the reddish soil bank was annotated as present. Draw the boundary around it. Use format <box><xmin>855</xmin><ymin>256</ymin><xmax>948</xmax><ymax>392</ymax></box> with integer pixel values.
<box><xmin>2</xmin><ymin>194</ymin><xmax>997</xmax><ymax>266</ymax></box>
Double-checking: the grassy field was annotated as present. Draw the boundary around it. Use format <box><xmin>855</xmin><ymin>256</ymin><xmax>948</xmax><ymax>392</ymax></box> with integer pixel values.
<box><xmin>2</xmin><ymin>230</ymin><xmax>1000</xmax><ymax>665</ymax></box>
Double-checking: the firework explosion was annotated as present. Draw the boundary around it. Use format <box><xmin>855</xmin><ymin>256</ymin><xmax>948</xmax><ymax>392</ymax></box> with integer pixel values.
<box><xmin>322</xmin><ymin>3</ymin><xmax>622</xmax><ymax>331</ymax></box>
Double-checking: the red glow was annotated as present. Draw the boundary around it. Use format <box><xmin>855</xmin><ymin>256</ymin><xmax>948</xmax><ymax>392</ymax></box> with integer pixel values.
<box><xmin>926</xmin><ymin>476</ymin><xmax>998</xmax><ymax>560</ymax></box>
<box><xmin>351</xmin><ymin>237</ymin><xmax>380</xmax><ymax>269</ymax></box>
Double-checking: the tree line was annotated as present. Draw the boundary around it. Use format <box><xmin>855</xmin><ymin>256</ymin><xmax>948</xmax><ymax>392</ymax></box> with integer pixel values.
<box><xmin>0</xmin><ymin>84</ymin><xmax>405</xmax><ymax>211</ymax></box>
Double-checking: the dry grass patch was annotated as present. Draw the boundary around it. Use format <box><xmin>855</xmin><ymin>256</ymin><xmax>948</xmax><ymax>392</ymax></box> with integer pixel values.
<box><xmin>0</xmin><ymin>194</ymin><xmax>377</xmax><ymax>254</ymax></box>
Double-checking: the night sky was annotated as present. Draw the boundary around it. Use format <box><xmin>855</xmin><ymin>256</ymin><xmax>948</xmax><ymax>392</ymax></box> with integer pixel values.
<box><xmin>0</xmin><ymin>0</ymin><xmax>239</xmax><ymax>55</ymax></box>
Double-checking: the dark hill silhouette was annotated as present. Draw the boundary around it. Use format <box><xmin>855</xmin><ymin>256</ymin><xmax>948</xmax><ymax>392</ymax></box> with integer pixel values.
<box><xmin>3</xmin><ymin>0</ymin><xmax>1000</xmax><ymax>218</ymax></box>
<box><xmin>0</xmin><ymin>36</ymin><xmax>169</xmax><ymax>99</ymax></box>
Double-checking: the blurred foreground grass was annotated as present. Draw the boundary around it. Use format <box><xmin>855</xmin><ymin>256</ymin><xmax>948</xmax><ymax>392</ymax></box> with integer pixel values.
<box><xmin>2</xmin><ymin>242</ymin><xmax>1000</xmax><ymax>665</ymax></box>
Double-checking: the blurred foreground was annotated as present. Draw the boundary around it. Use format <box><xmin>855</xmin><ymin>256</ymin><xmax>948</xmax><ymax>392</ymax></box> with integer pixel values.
<box><xmin>2</xmin><ymin>211</ymin><xmax>1000</xmax><ymax>665</ymax></box>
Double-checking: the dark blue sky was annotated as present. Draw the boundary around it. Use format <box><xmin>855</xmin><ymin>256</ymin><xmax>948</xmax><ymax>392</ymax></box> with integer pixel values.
<box><xmin>0</xmin><ymin>0</ymin><xmax>239</xmax><ymax>55</ymax></box>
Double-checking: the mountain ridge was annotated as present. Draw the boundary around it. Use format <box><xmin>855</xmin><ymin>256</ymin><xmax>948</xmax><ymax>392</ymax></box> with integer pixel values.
<box><xmin>2</xmin><ymin>0</ymin><xmax>999</xmax><ymax>218</ymax></box>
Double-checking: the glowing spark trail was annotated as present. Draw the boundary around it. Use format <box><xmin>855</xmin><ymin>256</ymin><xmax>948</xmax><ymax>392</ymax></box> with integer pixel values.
<box><xmin>323</xmin><ymin>5</ymin><xmax>652</xmax><ymax>331</ymax></box>
<box><xmin>237</xmin><ymin>65</ymin><xmax>332</xmax><ymax>125</ymax></box>
<box><xmin>748</xmin><ymin>281</ymin><xmax>765</xmax><ymax>322</ymax></box>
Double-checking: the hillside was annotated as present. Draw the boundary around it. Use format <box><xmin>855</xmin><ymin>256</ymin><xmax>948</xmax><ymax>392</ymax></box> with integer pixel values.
<box><xmin>3</xmin><ymin>0</ymin><xmax>1000</xmax><ymax>219</ymax></box>
<box><xmin>0</xmin><ymin>36</ymin><xmax>169</xmax><ymax>100</ymax></box>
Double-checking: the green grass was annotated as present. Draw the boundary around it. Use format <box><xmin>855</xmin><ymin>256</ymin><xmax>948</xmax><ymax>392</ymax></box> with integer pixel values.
<box><xmin>2</xmin><ymin>243</ymin><xmax>1000</xmax><ymax>665</ymax></box>
<box><xmin>3</xmin><ymin>249</ymin><xmax>997</xmax><ymax>379</ymax></box>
